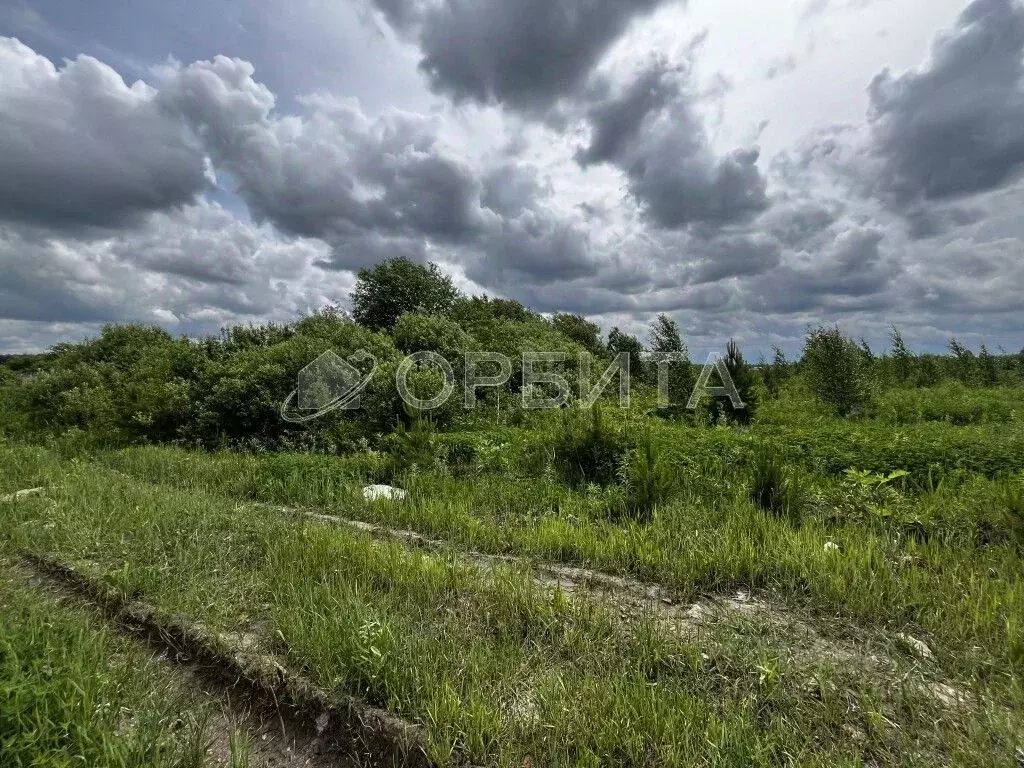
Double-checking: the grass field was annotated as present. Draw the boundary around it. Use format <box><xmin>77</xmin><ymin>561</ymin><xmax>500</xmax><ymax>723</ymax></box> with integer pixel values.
<box><xmin>2</xmin><ymin>382</ymin><xmax>1023</xmax><ymax>766</ymax></box>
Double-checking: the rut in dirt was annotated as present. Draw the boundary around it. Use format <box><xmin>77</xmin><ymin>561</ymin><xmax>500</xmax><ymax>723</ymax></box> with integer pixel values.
<box><xmin>19</xmin><ymin>551</ymin><xmax>435</xmax><ymax>768</ymax></box>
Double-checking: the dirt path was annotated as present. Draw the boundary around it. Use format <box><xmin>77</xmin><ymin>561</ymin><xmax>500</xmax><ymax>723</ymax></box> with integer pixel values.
<box><xmin>19</xmin><ymin>552</ymin><xmax>433</xmax><ymax>768</ymax></box>
<box><xmin>268</xmin><ymin>503</ymin><xmax>974</xmax><ymax>711</ymax></box>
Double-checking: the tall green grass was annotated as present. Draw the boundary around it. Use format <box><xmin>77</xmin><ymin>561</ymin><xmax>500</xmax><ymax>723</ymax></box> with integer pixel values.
<box><xmin>4</xmin><ymin>445</ymin><xmax>1022</xmax><ymax>765</ymax></box>
<box><xmin>0</xmin><ymin>564</ymin><xmax>215</xmax><ymax>767</ymax></box>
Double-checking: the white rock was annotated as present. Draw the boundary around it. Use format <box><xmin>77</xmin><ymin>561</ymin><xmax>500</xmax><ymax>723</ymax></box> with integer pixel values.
<box><xmin>0</xmin><ymin>487</ymin><xmax>45</xmax><ymax>503</ymax></box>
<box><xmin>897</xmin><ymin>632</ymin><xmax>934</xmax><ymax>660</ymax></box>
<box><xmin>824</xmin><ymin>541</ymin><xmax>841</xmax><ymax>552</ymax></box>
<box><xmin>684</xmin><ymin>604</ymin><xmax>708</xmax><ymax>621</ymax></box>
<box><xmin>362</xmin><ymin>484</ymin><xmax>408</xmax><ymax>502</ymax></box>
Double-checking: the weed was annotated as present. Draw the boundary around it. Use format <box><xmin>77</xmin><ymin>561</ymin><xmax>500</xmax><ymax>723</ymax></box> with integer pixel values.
<box><xmin>553</xmin><ymin>406</ymin><xmax>631</xmax><ymax>488</ymax></box>
<box><xmin>618</xmin><ymin>432</ymin><xmax>677</xmax><ymax>522</ymax></box>
<box><xmin>748</xmin><ymin>449</ymin><xmax>804</xmax><ymax>523</ymax></box>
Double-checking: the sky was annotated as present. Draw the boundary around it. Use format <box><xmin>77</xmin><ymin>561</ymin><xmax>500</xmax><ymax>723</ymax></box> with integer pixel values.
<box><xmin>0</xmin><ymin>0</ymin><xmax>1022</xmax><ymax>358</ymax></box>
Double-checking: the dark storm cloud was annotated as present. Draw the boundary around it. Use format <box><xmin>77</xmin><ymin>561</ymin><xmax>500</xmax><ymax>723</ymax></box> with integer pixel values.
<box><xmin>762</xmin><ymin>200</ymin><xmax>842</xmax><ymax>247</ymax></box>
<box><xmin>747</xmin><ymin>227</ymin><xmax>900</xmax><ymax>313</ymax></box>
<box><xmin>372</xmin><ymin>0</ymin><xmax>679</xmax><ymax>112</ymax></box>
<box><xmin>575</xmin><ymin>60</ymin><xmax>684</xmax><ymax>166</ymax></box>
<box><xmin>0</xmin><ymin>38</ymin><xmax>208</xmax><ymax>230</ymax></box>
<box><xmin>576</xmin><ymin>60</ymin><xmax>770</xmax><ymax>229</ymax></box>
<box><xmin>867</xmin><ymin>0</ymin><xmax>1024</xmax><ymax>207</ymax></box>
<box><xmin>0</xmin><ymin>227</ymin><xmax>118</xmax><ymax>323</ymax></box>
<box><xmin>688</xmin><ymin>233</ymin><xmax>782</xmax><ymax>284</ymax></box>
<box><xmin>466</xmin><ymin>211</ymin><xmax>598</xmax><ymax>285</ymax></box>
<box><xmin>153</xmin><ymin>55</ymin><xmax>611</xmax><ymax>283</ymax></box>
<box><xmin>156</xmin><ymin>57</ymin><xmax>488</xmax><ymax>266</ymax></box>
<box><xmin>481</xmin><ymin>163</ymin><xmax>550</xmax><ymax>218</ymax></box>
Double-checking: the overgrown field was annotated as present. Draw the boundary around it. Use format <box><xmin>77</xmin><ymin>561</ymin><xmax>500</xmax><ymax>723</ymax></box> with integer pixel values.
<box><xmin>2</xmin><ymin>265</ymin><xmax>1024</xmax><ymax>765</ymax></box>
<box><xmin>2</xmin><ymin>383</ymin><xmax>1024</xmax><ymax>765</ymax></box>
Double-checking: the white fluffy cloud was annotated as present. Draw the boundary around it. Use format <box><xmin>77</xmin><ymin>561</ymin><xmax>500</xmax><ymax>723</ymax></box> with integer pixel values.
<box><xmin>1</xmin><ymin>0</ymin><xmax>1024</xmax><ymax>356</ymax></box>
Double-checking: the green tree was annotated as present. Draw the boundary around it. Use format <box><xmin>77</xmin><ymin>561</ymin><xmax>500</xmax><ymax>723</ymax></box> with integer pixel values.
<box><xmin>948</xmin><ymin>337</ymin><xmax>976</xmax><ymax>385</ymax></box>
<box><xmin>859</xmin><ymin>338</ymin><xmax>875</xmax><ymax>364</ymax></box>
<box><xmin>803</xmin><ymin>325</ymin><xmax>872</xmax><ymax>416</ymax></box>
<box><xmin>649</xmin><ymin>315</ymin><xmax>684</xmax><ymax>355</ymax></box>
<box><xmin>352</xmin><ymin>258</ymin><xmax>460</xmax><ymax>332</ymax></box>
<box><xmin>648</xmin><ymin>315</ymin><xmax>693</xmax><ymax>408</ymax></box>
<box><xmin>607</xmin><ymin>327</ymin><xmax>645</xmax><ymax>382</ymax></box>
<box><xmin>889</xmin><ymin>325</ymin><xmax>914</xmax><ymax>384</ymax></box>
<box><xmin>978</xmin><ymin>344</ymin><xmax>999</xmax><ymax>387</ymax></box>
<box><xmin>763</xmin><ymin>346</ymin><xmax>789</xmax><ymax>398</ymax></box>
<box><xmin>709</xmin><ymin>339</ymin><xmax>758</xmax><ymax>425</ymax></box>
<box><xmin>552</xmin><ymin>313</ymin><xmax>604</xmax><ymax>355</ymax></box>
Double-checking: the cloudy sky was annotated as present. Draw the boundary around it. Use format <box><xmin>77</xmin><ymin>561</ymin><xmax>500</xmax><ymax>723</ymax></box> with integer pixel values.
<box><xmin>1</xmin><ymin>0</ymin><xmax>1022</xmax><ymax>357</ymax></box>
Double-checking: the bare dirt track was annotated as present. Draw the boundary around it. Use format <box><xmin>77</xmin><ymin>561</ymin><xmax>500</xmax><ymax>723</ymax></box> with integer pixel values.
<box><xmin>18</xmin><ymin>552</ymin><xmax>433</xmax><ymax>768</ymax></box>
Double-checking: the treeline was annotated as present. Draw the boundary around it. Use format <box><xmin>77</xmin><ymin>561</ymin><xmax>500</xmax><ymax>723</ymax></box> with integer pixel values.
<box><xmin>0</xmin><ymin>257</ymin><xmax>1022</xmax><ymax>449</ymax></box>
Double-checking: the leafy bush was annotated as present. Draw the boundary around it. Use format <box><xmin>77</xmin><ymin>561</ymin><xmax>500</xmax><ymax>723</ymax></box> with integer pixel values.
<box><xmin>802</xmin><ymin>326</ymin><xmax>872</xmax><ymax>416</ymax></box>
<box><xmin>552</xmin><ymin>313</ymin><xmax>604</xmax><ymax>355</ymax></box>
<box><xmin>553</xmin><ymin>406</ymin><xmax>632</xmax><ymax>488</ymax></box>
<box><xmin>384</xmin><ymin>412</ymin><xmax>436</xmax><ymax>478</ymax></box>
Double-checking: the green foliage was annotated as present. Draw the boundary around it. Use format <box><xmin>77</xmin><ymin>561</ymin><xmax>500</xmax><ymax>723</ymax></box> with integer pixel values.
<box><xmin>552</xmin><ymin>313</ymin><xmax>604</xmax><ymax>355</ymax></box>
<box><xmin>648</xmin><ymin>315</ymin><xmax>694</xmax><ymax>411</ymax></box>
<box><xmin>978</xmin><ymin>344</ymin><xmax>999</xmax><ymax>387</ymax></box>
<box><xmin>914</xmin><ymin>354</ymin><xmax>941</xmax><ymax>388</ymax></box>
<box><xmin>762</xmin><ymin>346</ymin><xmax>790</xmax><ymax>398</ymax></box>
<box><xmin>648</xmin><ymin>315</ymin><xmax>684</xmax><ymax>355</ymax></box>
<box><xmin>17</xmin><ymin>325</ymin><xmax>202</xmax><ymax>446</ymax></box>
<box><xmin>802</xmin><ymin>326</ymin><xmax>872</xmax><ymax>416</ymax></box>
<box><xmin>748</xmin><ymin>449</ymin><xmax>803</xmax><ymax>522</ymax></box>
<box><xmin>352</xmin><ymin>257</ymin><xmax>460</xmax><ymax>332</ymax></box>
<box><xmin>889</xmin><ymin>325</ymin><xmax>914</xmax><ymax>384</ymax></box>
<box><xmin>607</xmin><ymin>327</ymin><xmax>645</xmax><ymax>382</ymax></box>
<box><xmin>553</xmin><ymin>406</ymin><xmax>632</xmax><ymax>488</ymax></box>
<box><xmin>870</xmin><ymin>382</ymin><xmax>1019</xmax><ymax>426</ymax></box>
<box><xmin>392</xmin><ymin>312</ymin><xmax>479</xmax><ymax>388</ymax></box>
<box><xmin>619</xmin><ymin>432</ymin><xmax>677</xmax><ymax>521</ymax></box>
<box><xmin>384</xmin><ymin>411</ymin><xmax>436</xmax><ymax>478</ymax></box>
<box><xmin>703</xmin><ymin>339</ymin><xmax>758</xmax><ymax>425</ymax></box>
<box><xmin>449</xmin><ymin>295</ymin><xmax>538</xmax><ymax>327</ymax></box>
<box><xmin>949</xmin><ymin>337</ymin><xmax>976</xmax><ymax>385</ymax></box>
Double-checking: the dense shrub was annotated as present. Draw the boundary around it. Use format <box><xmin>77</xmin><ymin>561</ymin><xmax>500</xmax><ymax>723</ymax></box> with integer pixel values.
<box><xmin>552</xmin><ymin>313</ymin><xmax>604</xmax><ymax>356</ymax></box>
<box><xmin>802</xmin><ymin>326</ymin><xmax>872</xmax><ymax>416</ymax></box>
<box><xmin>553</xmin><ymin>407</ymin><xmax>632</xmax><ymax>488</ymax></box>
<box><xmin>17</xmin><ymin>325</ymin><xmax>202</xmax><ymax>446</ymax></box>
<box><xmin>607</xmin><ymin>328</ymin><xmax>646</xmax><ymax>383</ymax></box>
<box><xmin>384</xmin><ymin>412</ymin><xmax>436</xmax><ymax>478</ymax></box>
